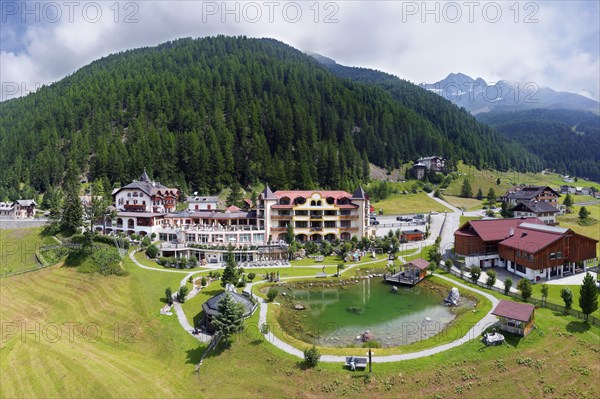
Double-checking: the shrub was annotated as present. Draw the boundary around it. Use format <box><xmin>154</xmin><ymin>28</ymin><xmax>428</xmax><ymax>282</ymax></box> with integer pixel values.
<box><xmin>141</xmin><ymin>236</ymin><xmax>151</xmax><ymax>247</ymax></box>
<box><xmin>470</xmin><ymin>266</ymin><xmax>481</xmax><ymax>283</ymax></box>
<box><xmin>517</xmin><ymin>278</ymin><xmax>533</xmax><ymax>302</ymax></box>
<box><xmin>165</xmin><ymin>287</ymin><xmax>173</xmax><ymax>305</ymax></box>
<box><xmin>485</xmin><ymin>270</ymin><xmax>497</xmax><ymax>288</ymax></box>
<box><xmin>247</xmin><ymin>272</ymin><xmax>256</xmax><ymax>282</ymax></box>
<box><xmin>201</xmin><ymin>276</ymin><xmax>207</xmax><ymax>287</ymax></box>
<box><xmin>303</xmin><ymin>345</ymin><xmax>321</xmax><ymax>368</ymax></box>
<box><xmin>560</xmin><ymin>288</ymin><xmax>573</xmax><ymax>312</ymax></box>
<box><xmin>146</xmin><ymin>244</ymin><xmax>159</xmax><ymax>258</ymax></box>
<box><xmin>267</xmin><ymin>287</ymin><xmax>278</xmax><ymax>302</ymax></box>
<box><xmin>177</xmin><ymin>286</ymin><xmax>189</xmax><ymax>303</ymax></box>
<box><xmin>504</xmin><ymin>277</ymin><xmax>513</xmax><ymax>295</ymax></box>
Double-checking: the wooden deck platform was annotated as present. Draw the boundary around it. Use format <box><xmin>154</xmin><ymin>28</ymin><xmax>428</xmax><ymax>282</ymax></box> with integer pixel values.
<box><xmin>383</xmin><ymin>272</ymin><xmax>425</xmax><ymax>286</ymax></box>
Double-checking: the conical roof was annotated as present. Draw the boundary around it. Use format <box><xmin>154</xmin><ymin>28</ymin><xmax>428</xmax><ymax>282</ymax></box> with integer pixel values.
<box><xmin>351</xmin><ymin>186</ymin><xmax>367</xmax><ymax>200</ymax></box>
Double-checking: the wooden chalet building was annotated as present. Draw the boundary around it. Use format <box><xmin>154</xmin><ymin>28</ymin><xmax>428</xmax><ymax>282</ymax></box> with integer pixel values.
<box><xmin>502</xmin><ymin>186</ymin><xmax>560</xmax><ymax>207</ymax></box>
<box><xmin>512</xmin><ymin>200</ymin><xmax>559</xmax><ymax>225</ymax></box>
<box><xmin>455</xmin><ymin>218</ymin><xmax>598</xmax><ymax>280</ymax></box>
<box><xmin>492</xmin><ymin>300</ymin><xmax>535</xmax><ymax>336</ymax></box>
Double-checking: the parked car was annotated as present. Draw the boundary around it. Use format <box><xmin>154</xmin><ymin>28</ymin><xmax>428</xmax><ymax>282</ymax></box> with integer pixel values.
<box><xmin>430</xmin><ymin>211</ymin><xmax>439</xmax><ymax>215</ymax></box>
<box><xmin>371</xmin><ymin>220</ymin><xmax>380</xmax><ymax>225</ymax></box>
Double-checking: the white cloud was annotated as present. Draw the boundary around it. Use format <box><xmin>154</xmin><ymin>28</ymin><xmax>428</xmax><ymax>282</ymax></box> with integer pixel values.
<box><xmin>1</xmin><ymin>1</ymin><xmax>598</xmax><ymax>101</ymax></box>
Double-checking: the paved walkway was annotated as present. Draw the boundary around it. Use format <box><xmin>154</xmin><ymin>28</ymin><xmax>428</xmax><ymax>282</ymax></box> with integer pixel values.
<box><xmin>128</xmin><ymin>250</ymin><xmax>210</xmax><ymax>342</ymax></box>
<box><xmin>131</xmin><ymin>246</ymin><xmax>500</xmax><ymax>364</ymax></box>
<box><xmin>250</xmin><ymin>273</ymin><xmax>499</xmax><ymax>363</ymax></box>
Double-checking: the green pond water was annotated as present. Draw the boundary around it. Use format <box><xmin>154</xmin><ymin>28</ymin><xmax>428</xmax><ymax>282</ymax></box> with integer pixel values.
<box><xmin>277</xmin><ymin>279</ymin><xmax>473</xmax><ymax>347</ymax></box>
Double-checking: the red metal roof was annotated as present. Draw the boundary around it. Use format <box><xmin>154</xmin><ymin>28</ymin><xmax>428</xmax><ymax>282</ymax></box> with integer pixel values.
<box><xmin>499</xmin><ymin>226</ymin><xmax>564</xmax><ymax>253</ymax></box>
<box><xmin>406</xmin><ymin>259</ymin><xmax>430</xmax><ymax>270</ymax></box>
<box><xmin>274</xmin><ymin>190</ymin><xmax>353</xmax><ymax>201</ymax></box>
<box><xmin>463</xmin><ymin>218</ymin><xmax>541</xmax><ymax>242</ymax></box>
<box><xmin>492</xmin><ymin>300</ymin><xmax>535</xmax><ymax>322</ymax></box>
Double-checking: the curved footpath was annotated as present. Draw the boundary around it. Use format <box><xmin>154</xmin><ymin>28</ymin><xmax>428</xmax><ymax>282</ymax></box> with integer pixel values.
<box><xmin>129</xmin><ymin>243</ymin><xmax>499</xmax><ymax>363</ymax></box>
<box><xmin>247</xmin><ymin>274</ymin><xmax>499</xmax><ymax>363</ymax></box>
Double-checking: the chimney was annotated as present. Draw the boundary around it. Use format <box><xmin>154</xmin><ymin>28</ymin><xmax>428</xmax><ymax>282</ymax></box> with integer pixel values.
<box><xmin>509</xmin><ymin>228</ymin><xmax>514</xmax><ymax>237</ymax></box>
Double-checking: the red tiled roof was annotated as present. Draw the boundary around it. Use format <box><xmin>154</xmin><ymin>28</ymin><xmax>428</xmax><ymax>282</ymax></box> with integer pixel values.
<box><xmin>492</xmin><ymin>300</ymin><xmax>535</xmax><ymax>322</ymax></box>
<box><xmin>463</xmin><ymin>218</ymin><xmax>541</xmax><ymax>242</ymax></box>
<box><xmin>226</xmin><ymin>205</ymin><xmax>242</xmax><ymax>212</ymax></box>
<box><xmin>406</xmin><ymin>259</ymin><xmax>430</xmax><ymax>270</ymax></box>
<box><xmin>499</xmin><ymin>226</ymin><xmax>564</xmax><ymax>253</ymax></box>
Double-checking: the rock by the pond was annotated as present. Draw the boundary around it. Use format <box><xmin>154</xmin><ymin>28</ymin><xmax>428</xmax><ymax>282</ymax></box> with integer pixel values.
<box><xmin>444</xmin><ymin>287</ymin><xmax>460</xmax><ymax>306</ymax></box>
<box><xmin>361</xmin><ymin>330</ymin><xmax>375</xmax><ymax>342</ymax></box>
<box><xmin>292</xmin><ymin>304</ymin><xmax>305</xmax><ymax>310</ymax></box>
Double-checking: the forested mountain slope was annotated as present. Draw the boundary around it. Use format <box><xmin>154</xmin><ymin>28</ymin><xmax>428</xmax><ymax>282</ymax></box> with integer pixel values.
<box><xmin>0</xmin><ymin>36</ymin><xmax>541</xmax><ymax>199</ymax></box>
<box><xmin>477</xmin><ymin>109</ymin><xmax>600</xmax><ymax>181</ymax></box>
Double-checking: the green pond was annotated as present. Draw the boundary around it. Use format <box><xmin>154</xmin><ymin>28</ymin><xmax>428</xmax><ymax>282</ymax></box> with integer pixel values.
<box><xmin>276</xmin><ymin>279</ymin><xmax>474</xmax><ymax>347</ymax></box>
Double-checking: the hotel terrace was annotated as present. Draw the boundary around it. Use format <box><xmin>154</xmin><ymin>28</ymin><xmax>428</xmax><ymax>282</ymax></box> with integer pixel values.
<box><xmin>95</xmin><ymin>172</ymin><xmax>371</xmax><ymax>265</ymax></box>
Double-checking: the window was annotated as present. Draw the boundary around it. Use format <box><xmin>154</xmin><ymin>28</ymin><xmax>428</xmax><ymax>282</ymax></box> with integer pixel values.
<box><xmin>550</xmin><ymin>252</ymin><xmax>556</xmax><ymax>260</ymax></box>
<box><xmin>239</xmin><ymin>234</ymin><xmax>250</xmax><ymax>243</ymax></box>
<box><xmin>529</xmin><ymin>254</ymin><xmax>533</xmax><ymax>262</ymax></box>
<box><xmin>198</xmin><ymin>234</ymin><xmax>209</xmax><ymax>243</ymax></box>
<box><xmin>557</xmin><ymin>251</ymin><xmax>562</xmax><ymax>259</ymax></box>
<box><xmin>253</xmin><ymin>233</ymin><xmax>265</xmax><ymax>242</ymax></box>
<box><xmin>341</xmin><ymin>221</ymin><xmax>351</xmax><ymax>228</ymax></box>
<box><xmin>516</xmin><ymin>264</ymin><xmax>526</xmax><ymax>273</ymax></box>
<box><xmin>295</xmin><ymin>221</ymin><xmax>307</xmax><ymax>228</ymax></box>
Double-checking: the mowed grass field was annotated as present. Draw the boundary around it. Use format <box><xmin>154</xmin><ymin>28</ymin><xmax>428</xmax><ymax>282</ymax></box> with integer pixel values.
<box><xmin>0</xmin><ymin>258</ymin><xmax>203</xmax><ymax>398</ymax></box>
<box><xmin>0</xmin><ymin>227</ymin><xmax>56</xmax><ymax>274</ymax></box>
<box><xmin>372</xmin><ymin>192</ymin><xmax>451</xmax><ymax>215</ymax></box>
<box><xmin>1</xmin><ymin>255</ymin><xmax>599</xmax><ymax>398</ymax></box>
<box><xmin>558</xmin><ymin>203</ymin><xmax>600</xmax><ymax>253</ymax></box>
<box><xmin>444</xmin><ymin>162</ymin><xmax>599</xmax><ymax>197</ymax></box>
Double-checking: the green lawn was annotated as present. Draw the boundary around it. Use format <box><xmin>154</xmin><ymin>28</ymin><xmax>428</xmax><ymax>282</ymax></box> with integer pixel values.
<box><xmin>0</xmin><ymin>227</ymin><xmax>56</xmax><ymax>275</ymax></box>
<box><xmin>0</xmin><ymin>256</ymin><xmax>203</xmax><ymax>397</ymax></box>
<box><xmin>459</xmin><ymin>215</ymin><xmax>483</xmax><ymax>226</ymax></box>
<box><xmin>444</xmin><ymin>195</ymin><xmax>485</xmax><ymax>211</ymax></box>
<box><xmin>444</xmin><ymin>161</ymin><xmax>599</xmax><ymax>198</ymax></box>
<box><xmin>532</xmin><ymin>282</ymin><xmax>600</xmax><ymax>318</ymax></box>
<box><xmin>372</xmin><ymin>192</ymin><xmax>451</xmax><ymax>215</ymax></box>
<box><xmin>558</xmin><ymin>203</ymin><xmax>600</xmax><ymax>252</ymax></box>
<box><xmin>1</xmin><ymin>250</ymin><xmax>598</xmax><ymax>398</ymax></box>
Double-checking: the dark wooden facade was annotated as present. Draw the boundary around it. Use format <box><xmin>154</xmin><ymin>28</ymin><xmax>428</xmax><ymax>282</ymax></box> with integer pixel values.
<box><xmin>498</xmin><ymin>233</ymin><xmax>597</xmax><ymax>271</ymax></box>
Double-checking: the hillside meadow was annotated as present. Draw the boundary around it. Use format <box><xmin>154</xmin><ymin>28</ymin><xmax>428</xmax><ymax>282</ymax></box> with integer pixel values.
<box><xmin>0</xmin><ymin>249</ymin><xmax>598</xmax><ymax>398</ymax></box>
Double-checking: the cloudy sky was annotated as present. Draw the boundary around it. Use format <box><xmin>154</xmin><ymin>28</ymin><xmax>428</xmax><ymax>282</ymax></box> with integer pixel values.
<box><xmin>1</xmin><ymin>1</ymin><xmax>599</xmax><ymax>101</ymax></box>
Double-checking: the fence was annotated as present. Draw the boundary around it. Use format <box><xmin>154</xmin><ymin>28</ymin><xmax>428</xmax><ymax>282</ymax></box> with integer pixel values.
<box><xmin>445</xmin><ymin>268</ymin><xmax>600</xmax><ymax>328</ymax></box>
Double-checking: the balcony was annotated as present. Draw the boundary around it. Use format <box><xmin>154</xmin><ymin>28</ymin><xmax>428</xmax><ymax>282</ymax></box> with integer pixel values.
<box><xmin>340</xmin><ymin>226</ymin><xmax>358</xmax><ymax>231</ymax></box>
<box><xmin>310</xmin><ymin>226</ymin><xmax>323</xmax><ymax>231</ymax></box>
<box><xmin>271</xmin><ymin>214</ymin><xmax>292</xmax><ymax>220</ymax></box>
<box><xmin>339</xmin><ymin>214</ymin><xmax>358</xmax><ymax>219</ymax></box>
<box><xmin>123</xmin><ymin>204</ymin><xmax>146</xmax><ymax>212</ymax></box>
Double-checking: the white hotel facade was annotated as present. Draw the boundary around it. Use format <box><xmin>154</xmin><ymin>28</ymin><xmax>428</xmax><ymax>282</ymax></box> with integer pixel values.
<box><xmin>95</xmin><ymin>172</ymin><xmax>371</xmax><ymax>264</ymax></box>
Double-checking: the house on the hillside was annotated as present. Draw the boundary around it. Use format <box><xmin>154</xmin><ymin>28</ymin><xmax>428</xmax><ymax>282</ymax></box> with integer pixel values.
<box><xmin>502</xmin><ymin>186</ymin><xmax>560</xmax><ymax>207</ymax></box>
<box><xmin>492</xmin><ymin>300</ymin><xmax>535</xmax><ymax>336</ymax></box>
<box><xmin>417</xmin><ymin>156</ymin><xmax>446</xmax><ymax>172</ymax></box>
<box><xmin>411</xmin><ymin>163</ymin><xmax>428</xmax><ymax>180</ymax></box>
<box><xmin>559</xmin><ymin>185</ymin><xmax>576</xmax><ymax>195</ymax></box>
<box><xmin>0</xmin><ymin>200</ymin><xmax>37</xmax><ymax>219</ymax></box>
<box><xmin>511</xmin><ymin>201</ymin><xmax>559</xmax><ymax>225</ymax></box>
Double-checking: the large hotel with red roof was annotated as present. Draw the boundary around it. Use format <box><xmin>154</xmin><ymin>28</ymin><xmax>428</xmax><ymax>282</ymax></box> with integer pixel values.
<box><xmin>96</xmin><ymin>172</ymin><xmax>371</xmax><ymax>265</ymax></box>
<box><xmin>455</xmin><ymin>218</ymin><xmax>598</xmax><ymax>280</ymax></box>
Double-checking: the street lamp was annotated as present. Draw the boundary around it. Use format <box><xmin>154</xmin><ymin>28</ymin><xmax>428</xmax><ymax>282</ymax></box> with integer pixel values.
<box><xmin>366</xmin><ymin>348</ymin><xmax>374</xmax><ymax>373</ymax></box>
